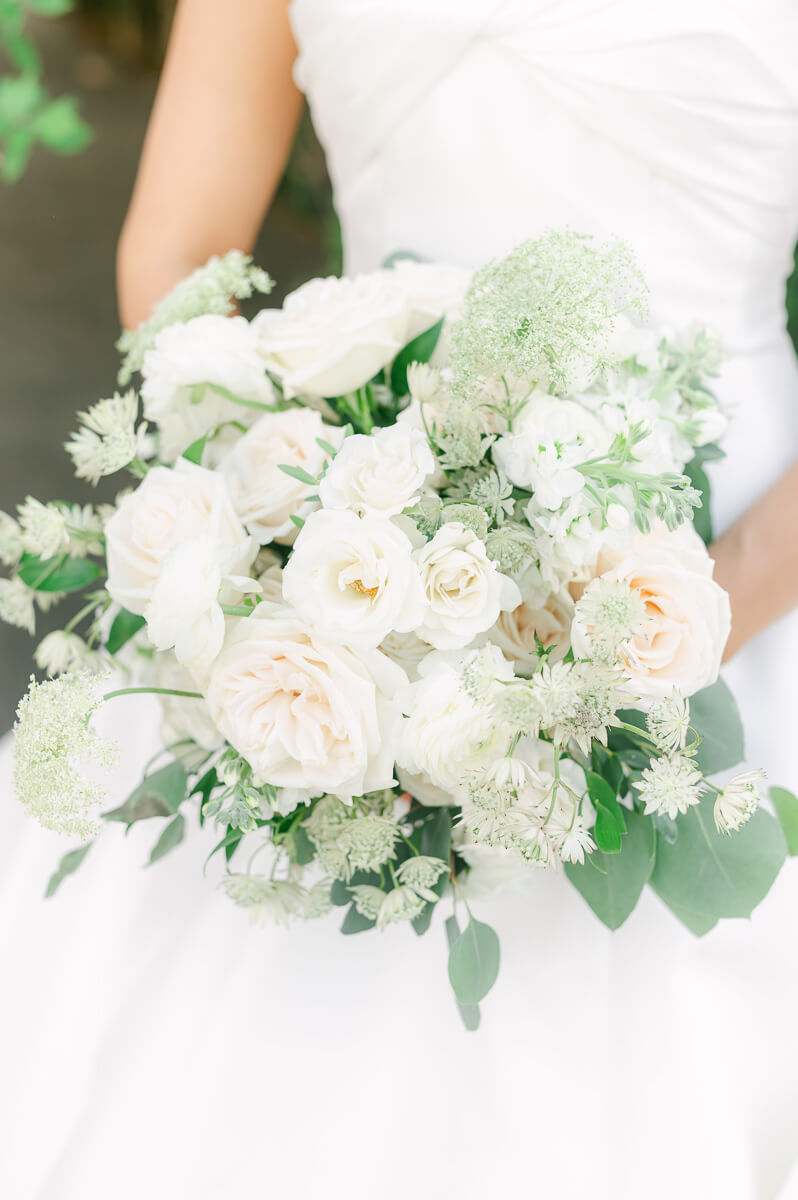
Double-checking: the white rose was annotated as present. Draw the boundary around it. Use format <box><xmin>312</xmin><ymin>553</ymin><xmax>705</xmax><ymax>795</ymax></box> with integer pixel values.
<box><xmin>205</xmin><ymin>608</ymin><xmax>406</xmax><ymax>797</ymax></box>
<box><xmin>319</xmin><ymin>424</ymin><xmax>434</xmax><ymax>517</ymax></box>
<box><xmin>381</xmin><ymin>259</ymin><xmax>472</xmax><ymax>359</ymax></box>
<box><xmin>220</xmin><ymin>407</ymin><xmax>344</xmax><ymax>544</ymax></box>
<box><xmin>379</xmin><ymin>629</ymin><xmax>433</xmax><ymax>681</ymax></box>
<box><xmin>141</xmin><ymin>315</ymin><xmax>276</xmax><ymax>462</ymax></box>
<box><xmin>253</xmin><ymin>274</ymin><xmax>411</xmax><ymax>398</ymax></box>
<box><xmin>282</xmin><ymin>509</ymin><xmax>425</xmax><ymax>648</ymax></box>
<box><xmin>397</xmin><ymin>648</ymin><xmax>513</xmax><ymax>794</ymax></box>
<box><xmin>571</xmin><ymin>524</ymin><xmax>731</xmax><ymax>700</ymax></box>
<box><xmin>414</xmin><ymin>522</ymin><xmax>521</xmax><ymax>650</ymax></box>
<box><xmin>105</xmin><ymin>461</ymin><xmax>255</xmax><ymax>667</ymax></box>
<box><xmin>486</xmin><ymin>567</ymin><xmax>574</xmax><ymax>672</ymax></box>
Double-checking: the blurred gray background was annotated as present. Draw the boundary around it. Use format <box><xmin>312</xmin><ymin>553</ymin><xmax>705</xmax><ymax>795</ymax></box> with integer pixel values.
<box><xmin>0</xmin><ymin>5</ymin><xmax>338</xmax><ymax>731</ymax></box>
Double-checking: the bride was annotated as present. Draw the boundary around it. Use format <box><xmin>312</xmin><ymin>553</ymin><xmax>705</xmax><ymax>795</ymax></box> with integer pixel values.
<box><xmin>3</xmin><ymin>1</ymin><xmax>798</xmax><ymax>1196</ymax></box>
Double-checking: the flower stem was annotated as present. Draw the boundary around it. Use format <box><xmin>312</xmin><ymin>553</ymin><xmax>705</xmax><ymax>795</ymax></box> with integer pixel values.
<box><xmin>103</xmin><ymin>686</ymin><xmax>203</xmax><ymax>702</ymax></box>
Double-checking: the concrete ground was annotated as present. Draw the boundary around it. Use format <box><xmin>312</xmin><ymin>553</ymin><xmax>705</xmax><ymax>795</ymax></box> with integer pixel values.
<box><xmin>0</xmin><ymin>16</ymin><xmax>329</xmax><ymax>730</ymax></box>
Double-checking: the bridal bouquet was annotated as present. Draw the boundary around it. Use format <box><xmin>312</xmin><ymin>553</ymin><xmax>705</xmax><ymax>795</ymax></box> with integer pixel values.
<box><xmin>4</xmin><ymin>233</ymin><xmax>794</xmax><ymax>1028</ymax></box>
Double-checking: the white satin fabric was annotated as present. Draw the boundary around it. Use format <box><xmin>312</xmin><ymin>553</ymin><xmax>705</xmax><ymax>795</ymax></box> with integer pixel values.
<box><xmin>4</xmin><ymin>3</ymin><xmax>798</xmax><ymax>1197</ymax></box>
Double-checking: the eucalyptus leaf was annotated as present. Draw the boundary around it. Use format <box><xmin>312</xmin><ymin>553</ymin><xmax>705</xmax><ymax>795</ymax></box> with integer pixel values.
<box><xmin>770</xmin><ymin>786</ymin><xmax>798</xmax><ymax>856</ymax></box>
<box><xmin>330</xmin><ymin>878</ymin><xmax>351</xmax><ymax>907</ymax></box>
<box><xmin>341</xmin><ymin>904</ymin><xmax>376</xmax><ymax>934</ymax></box>
<box><xmin>447</xmin><ymin>915</ymin><xmax>500</xmax><ymax>1007</ymax></box>
<box><xmin>650</xmin><ymin>793</ymin><xmax>785</xmax><ymax>921</ymax></box>
<box><xmin>445</xmin><ymin>915</ymin><xmax>481</xmax><ymax>1030</ymax></box>
<box><xmin>412</xmin><ymin>808</ymin><xmax>451</xmax><ymax>935</ymax></box>
<box><xmin>684</xmin><ymin>456</ymin><xmax>712</xmax><ymax>544</ymax></box>
<box><xmin>17</xmin><ymin>551</ymin><xmax>101</xmax><ymax>593</ymax></box>
<box><xmin>106</xmin><ymin>608</ymin><xmax>146</xmax><ymax>654</ymax></box>
<box><xmin>689</xmin><ymin>679</ymin><xmax>744</xmax><ymax>776</ymax></box>
<box><xmin>104</xmin><ymin>760</ymin><xmax>187</xmax><ymax>825</ymax></box>
<box><xmin>148</xmin><ymin>814</ymin><xmax>186</xmax><ymax>865</ymax></box>
<box><xmin>390</xmin><ymin>317</ymin><xmax>444</xmax><ymax>397</ymax></box>
<box><xmin>565</xmin><ymin>809</ymin><xmax>655</xmax><ymax>929</ymax></box>
<box><xmin>660</xmin><ymin>899</ymin><xmax>719</xmax><ymax>937</ymax></box>
<box><xmin>45</xmin><ymin>842</ymin><xmax>92</xmax><ymax>898</ymax></box>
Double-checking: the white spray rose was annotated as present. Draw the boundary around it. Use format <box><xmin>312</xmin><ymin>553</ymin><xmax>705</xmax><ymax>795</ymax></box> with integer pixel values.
<box><xmin>205</xmin><ymin>608</ymin><xmax>406</xmax><ymax>798</ymax></box>
<box><xmin>319</xmin><ymin>424</ymin><xmax>434</xmax><ymax>517</ymax></box>
<box><xmin>397</xmin><ymin>647</ymin><xmax>513</xmax><ymax>794</ymax></box>
<box><xmin>571</xmin><ymin>524</ymin><xmax>731</xmax><ymax>700</ymax></box>
<box><xmin>105</xmin><ymin>461</ymin><xmax>255</xmax><ymax>668</ymax></box>
<box><xmin>140</xmin><ymin>314</ymin><xmax>276</xmax><ymax>462</ymax></box>
<box><xmin>414</xmin><ymin>522</ymin><xmax>521</xmax><ymax>650</ymax></box>
<box><xmin>282</xmin><ymin>509</ymin><xmax>425</xmax><ymax>649</ymax></box>
<box><xmin>220</xmin><ymin>407</ymin><xmax>344</xmax><ymax>544</ymax></box>
<box><xmin>253</xmin><ymin>273</ymin><xmax>411</xmax><ymax>398</ymax></box>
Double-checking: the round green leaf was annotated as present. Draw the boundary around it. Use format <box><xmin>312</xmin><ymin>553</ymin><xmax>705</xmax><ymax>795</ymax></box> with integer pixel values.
<box><xmin>770</xmin><ymin>786</ymin><xmax>798</xmax><ymax>856</ymax></box>
<box><xmin>565</xmin><ymin>809</ymin><xmax>655</xmax><ymax>930</ymax></box>
<box><xmin>17</xmin><ymin>551</ymin><xmax>101</xmax><ymax>593</ymax></box>
<box><xmin>447</xmin><ymin>916</ymin><xmax>500</xmax><ymax>1006</ymax></box>
<box><xmin>689</xmin><ymin>679</ymin><xmax>744</xmax><ymax>776</ymax></box>
<box><xmin>390</xmin><ymin>317</ymin><xmax>444</xmax><ymax>397</ymax></box>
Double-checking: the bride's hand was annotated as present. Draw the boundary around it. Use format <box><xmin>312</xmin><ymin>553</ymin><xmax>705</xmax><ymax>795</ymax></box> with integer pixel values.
<box><xmin>708</xmin><ymin>529</ymin><xmax>746</xmax><ymax>662</ymax></box>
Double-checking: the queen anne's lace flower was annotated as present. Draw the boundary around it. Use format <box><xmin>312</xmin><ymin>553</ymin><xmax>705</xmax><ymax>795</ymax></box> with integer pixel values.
<box><xmin>13</xmin><ymin>671</ymin><xmax>117</xmax><ymax>838</ymax></box>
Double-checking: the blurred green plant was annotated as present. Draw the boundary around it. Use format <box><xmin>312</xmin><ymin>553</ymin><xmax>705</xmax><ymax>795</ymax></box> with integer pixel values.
<box><xmin>0</xmin><ymin>0</ymin><xmax>91</xmax><ymax>182</ymax></box>
<box><xmin>787</xmin><ymin>247</ymin><xmax>798</xmax><ymax>356</ymax></box>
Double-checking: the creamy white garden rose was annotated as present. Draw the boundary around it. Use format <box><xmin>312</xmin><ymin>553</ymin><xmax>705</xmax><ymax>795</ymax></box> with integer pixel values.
<box><xmin>381</xmin><ymin>259</ymin><xmax>472</xmax><ymax>359</ymax></box>
<box><xmin>414</xmin><ymin>522</ymin><xmax>521</xmax><ymax>650</ymax></box>
<box><xmin>379</xmin><ymin>629</ymin><xmax>433</xmax><ymax>681</ymax></box>
<box><xmin>319</xmin><ymin>424</ymin><xmax>434</xmax><ymax>517</ymax></box>
<box><xmin>105</xmin><ymin>461</ymin><xmax>255</xmax><ymax>667</ymax></box>
<box><xmin>140</xmin><ymin>314</ymin><xmax>276</xmax><ymax>462</ymax></box>
<box><xmin>397</xmin><ymin>647</ymin><xmax>513</xmax><ymax>794</ymax></box>
<box><xmin>253</xmin><ymin>273</ymin><xmax>412</xmax><ymax>398</ymax></box>
<box><xmin>571</xmin><ymin>524</ymin><xmax>731</xmax><ymax>700</ymax></box>
<box><xmin>486</xmin><ymin>567</ymin><xmax>574</xmax><ymax>672</ymax></box>
<box><xmin>205</xmin><ymin>609</ymin><xmax>406</xmax><ymax>797</ymax></box>
<box><xmin>282</xmin><ymin>509</ymin><xmax>425</xmax><ymax>648</ymax></box>
<box><xmin>220</xmin><ymin>407</ymin><xmax>344</xmax><ymax>543</ymax></box>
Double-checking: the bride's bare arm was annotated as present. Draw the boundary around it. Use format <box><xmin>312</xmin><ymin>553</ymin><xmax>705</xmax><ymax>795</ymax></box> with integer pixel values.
<box><xmin>710</xmin><ymin>460</ymin><xmax>798</xmax><ymax>659</ymax></box>
<box><xmin>117</xmin><ymin>0</ymin><xmax>301</xmax><ymax>329</ymax></box>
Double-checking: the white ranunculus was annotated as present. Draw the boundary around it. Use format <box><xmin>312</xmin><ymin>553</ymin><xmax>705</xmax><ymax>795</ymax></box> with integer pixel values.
<box><xmin>397</xmin><ymin>647</ymin><xmax>513</xmax><ymax>794</ymax></box>
<box><xmin>105</xmin><ymin>461</ymin><xmax>255</xmax><ymax>667</ymax></box>
<box><xmin>220</xmin><ymin>407</ymin><xmax>344</xmax><ymax>544</ymax></box>
<box><xmin>253</xmin><ymin>274</ymin><xmax>412</xmax><ymax>399</ymax></box>
<box><xmin>204</xmin><ymin>608</ymin><xmax>406</xmax><ymax>797</ymax></box>
<box><xmin>486</xmin><ymin>566</ymin><xmax>574</xmax><ymax>672</ymax></box>
<box><xmin>571</xmin><ymin>524</ymin><xmax>731</xmax><ymax>701</ymax></box>
<box><xmin>318</xmin><ymin>424</ymin><xmax>434</xmax><ymax>517</ymax></box>
<box><xmin>140</xmin><ymin>314</ymin><xmax>276</xmax><ymax>462</ymax></box>
<box><xmin>282</xmin><ymin>509</ymin><xmax>425</xmax><ymax>648</ymax></box>
<box><xmin>414</xmin><ymin>522</ymin><xmax>521</xmax><ymax>650</ymax></box>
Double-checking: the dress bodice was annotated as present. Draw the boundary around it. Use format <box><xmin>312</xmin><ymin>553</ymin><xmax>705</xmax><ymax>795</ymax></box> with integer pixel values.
<box><xmin>290</xmin><ymin>0</ymin><xmax>798</xmax><ymax>354</ymax></box>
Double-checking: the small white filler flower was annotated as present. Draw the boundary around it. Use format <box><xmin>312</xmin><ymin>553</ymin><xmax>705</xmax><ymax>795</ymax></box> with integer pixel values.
<box><xmin>713</xmin><ymin>769</ymin><xmax>766</xmax><ymax>835</ymax></box>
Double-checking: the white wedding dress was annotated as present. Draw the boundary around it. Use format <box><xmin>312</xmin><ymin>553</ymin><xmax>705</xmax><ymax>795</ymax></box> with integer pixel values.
<box><xmin>4</xmin><ymin>3</ymin><xmax>798</xmax><ymax>1197</ymax></box>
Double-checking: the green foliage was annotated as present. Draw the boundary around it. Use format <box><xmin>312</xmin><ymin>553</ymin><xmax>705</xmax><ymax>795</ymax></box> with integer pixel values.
<box><xmin>650</xmin><ymin>793</ymin><xmax>786</xmax><ymax>930</ymax></box>
<box><xmin>447</xmin><ymin>913</ymin><xmax>500</xmax><ymax>1008</ymax></box>
<box><xmin>770</xmin><ymin>786</ymin><xmax>798</xmax><ymax>856</ymax></box>
<box><xmin>390</xmin><ymin>316</ymin><xmax>443</xmax><ymax>397</ymax></box>
<box><xmin>104</xmin><ymin>760</ymin><xmax>187</xmax><ymax>825</ymax></box>
<box><xmin>106</xmin><ymin>608</ymin><xmax>146</xmax><ymax>654</ymax></box>
<box><xmin>0</xmin><ymin>1</ymin><xmax>91</xmax><ymax>182</ymax></box>
<box><xmin>17</xmin><ymin>550</ymin><xmax>101</xmax><ymax>592</ymax></box>
<box><xmin>45</xmin><ymin>840</ymin><xmax>92</xmax><ymax>897</ymax></box>
<box><xmin>689</xmin><ymin>679</ymin><xmax>744</xmax><ymax>775</ymax></box>
<box><xmin>411</xmin><ymin>806</ymin><xmax>450</xmax><ymax>935</ymax></box>
<box><xmin>585</xmin><ymin>769</ymin><xmax>627</xmax><ymax>854</ymax></box>
<box><xmin>565</xmin><ymin>809</ymin><xmax>655</xmax><ymax>929</ymax></box>
<box><xmin>148</xmin><ymin>812</ymin><xmax>186</xmax><ymax>864</ymax></box>
<box><xmin>445</xmin><ymin>915</ymin><xmax>480</xmax><ymax>1031</ymax></box>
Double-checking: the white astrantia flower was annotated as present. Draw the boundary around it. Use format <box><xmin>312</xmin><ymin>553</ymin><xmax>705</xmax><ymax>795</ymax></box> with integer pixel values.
<box><xmin>254</xmin><ymin>273</ymin><xmax>412</xmax><ymax>399</ymax></box>
<box><xmin>0</xmin><ymin>511</ymin><xmax>24</xmax><ymax>566</ymax></box>
<box><xmin>350</xmin><ymin>883</ymin><xmax>426</xmax><ymax>928</ymax></box>
<box><xmin>282</xmin><ymin>509</ymin><xmax>425</xmax><ymax>649</ymax></box>
<box><xmin>62</xmin><ymin>504</ymin><xmax>105</xmax><ymax>558</ymax></box>
<box><xmin>414</xmin><ymin>522</ymin><xmax>521</xmax><ymax>651</ymax></box>
<box><xmin>511</xmin><ymin>658</ymin><xmax>627</xmax><ymax>754</ymax></box>
<box><xmin>17</xmin><ymin>497</ymin><xmax>67</xmax><ymax>560</ymax></box>
<box><xmin>397</xmin><ymin>647</ymin><xmax>513</xmax><ymax>794</ymax></box>
<box><xmin>140</xmin><ymin>314</ymin><xmax>278</xmax><ymax>463</ymax></box>
<box><xmin>12</xmin><ymin>670</ymin><xmax>117</xmax><ymax>838</ymax></box>
<box><xmin>205</xmin><ymin>608</ymin><xmax>406</xmax><ymax>798</ymax></box>
<box><xmin>635</xmin><ymin>753</ymin><xmax>704</xmax><ymax>819</ymax></box>
<box><xmin>0</xmin><ymin>577</ymin><xmax>36</xmax><ymax>633</ymax></box>
<box><xmin>319</xmin><ymin>424</ymin><xmax>435</xmax><ymax>518</ymax></box>
<box><xmin>220</xmin><ymin>875</ymin><xmax>306</xmax><ymax>926</ymax></box>
<box><xmin>571</xmin><ymin>576</ymin><xmax>648</xmax><ymax>663</ymax></box>
<box><xmin>220</xmin><ymin>407</ymin><xmax>344</xmax><ymax>543</ymax></box>
<box><xmin>65</xmin><ymin>391</ymin><xmax>146</xmax><ymax>485</ymax></box>
<box><xmin>406</xmin><ymin>361</ymin><xmax>442</xmax><ymax>405</ymax></box>
<box><xmin>34</xmin><ymin>630</ymin><xmax>103</xmax><ymax>677</ymax></box>
<box><xmin>646</xmin><ymin>693</ymin><xmax>691</xmax><ymax>754</ymax></box>
<box><xmin>713</xmin><ymin>769</ymin><xmax>766</xmax><ymax>835</ymax></box>
<box><xmin>395</xmin><ymin>854</ymin><xmax>449</xmax><ymax>900</ymax></box>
